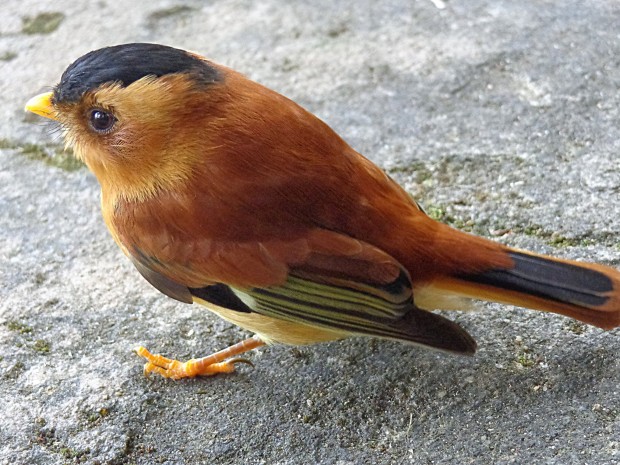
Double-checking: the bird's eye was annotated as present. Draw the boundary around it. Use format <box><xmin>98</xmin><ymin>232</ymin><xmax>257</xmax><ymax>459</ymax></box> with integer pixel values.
<box><xmin>88</xmin><ymin>109</ymin><xmax>116</xmax><ymax>133</ymax></box>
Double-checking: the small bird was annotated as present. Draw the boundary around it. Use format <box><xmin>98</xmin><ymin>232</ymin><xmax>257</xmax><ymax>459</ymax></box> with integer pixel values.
<box><xmin>26</xmin><ymin>43</ymin><xmax>620</xmax><ymax>379</ymax></box>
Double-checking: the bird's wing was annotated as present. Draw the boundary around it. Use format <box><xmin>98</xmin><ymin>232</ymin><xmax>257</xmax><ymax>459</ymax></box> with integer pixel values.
<box><xmin>236</xmin><ymin>229</ymin><xmax>413</xmax><ymax>335</ymax></box>
<box><xmin>128</xmin><ymin>228</ymin><xmax>476</xmax><ymax>354</ymax></box>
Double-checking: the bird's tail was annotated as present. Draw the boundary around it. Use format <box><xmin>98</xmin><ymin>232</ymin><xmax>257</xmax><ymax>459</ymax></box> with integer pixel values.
<box><xmin>426</xmin><ymin>247</ymin><xmax>620</xmax><ymax>329</ymax></box>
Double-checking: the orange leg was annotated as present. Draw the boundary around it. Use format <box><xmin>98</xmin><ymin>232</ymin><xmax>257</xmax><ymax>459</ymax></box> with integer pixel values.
<box><xmin>135</xmin><ymin>335</ymin><xmax>265</xmax><ymax>379</ymax></box>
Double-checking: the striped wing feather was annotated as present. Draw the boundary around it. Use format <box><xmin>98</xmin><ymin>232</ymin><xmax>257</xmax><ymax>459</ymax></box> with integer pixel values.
<box><xmin>126</xmin><ymin>227</ymin><xmax>476</xmax><ymax>354</ymax></box>
<box><xmin>234</xmin><ymin>230</ymin><xmax>477</xmax><ymax>354</ymax></box>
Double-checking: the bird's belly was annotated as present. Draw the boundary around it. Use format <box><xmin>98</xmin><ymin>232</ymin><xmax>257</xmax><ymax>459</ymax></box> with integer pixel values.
<box><xmin>192</xmin><ymin>297</ymin><xmax>349</xmax><ymax>345</ymax></box>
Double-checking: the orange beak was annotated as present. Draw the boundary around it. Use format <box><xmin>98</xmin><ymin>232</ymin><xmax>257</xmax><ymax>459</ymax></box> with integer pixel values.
<box><xmin>25</xmin><ymin>92</ymin><xmax>57</xmax><ymax>120</ymax></box>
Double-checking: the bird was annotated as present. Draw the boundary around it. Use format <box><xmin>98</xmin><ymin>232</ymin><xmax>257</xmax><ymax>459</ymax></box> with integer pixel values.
<box><xmin>25</xmin><ymin>43</ymin><xmax>620</xmax><ymax>379</ymax></box>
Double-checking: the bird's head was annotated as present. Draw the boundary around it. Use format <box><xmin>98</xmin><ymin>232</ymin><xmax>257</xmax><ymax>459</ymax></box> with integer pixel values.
<box><xmin>25</xmin><ymin>43</ymin><xmax>224</xmax><ymax>201</ymax></box>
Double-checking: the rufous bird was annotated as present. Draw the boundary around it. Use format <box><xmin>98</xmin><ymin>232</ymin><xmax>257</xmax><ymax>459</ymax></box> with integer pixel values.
<box><xmin>25</xmin><ymin>43</ymin><xmax>620</xmax><ymax>379</ymax></box>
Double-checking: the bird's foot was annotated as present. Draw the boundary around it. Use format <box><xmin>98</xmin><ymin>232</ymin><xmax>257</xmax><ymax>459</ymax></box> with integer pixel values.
<box><xmin>134</xmin><ymin>335</ymin><xmax>265</xmax><ymax>379</ymax></box>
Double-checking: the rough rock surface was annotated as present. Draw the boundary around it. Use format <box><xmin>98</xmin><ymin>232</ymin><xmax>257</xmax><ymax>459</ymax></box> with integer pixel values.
<box><xmin>1</xmin><ymin>1</ymin><xmax>619</xmax><ymax>464</ymax></box>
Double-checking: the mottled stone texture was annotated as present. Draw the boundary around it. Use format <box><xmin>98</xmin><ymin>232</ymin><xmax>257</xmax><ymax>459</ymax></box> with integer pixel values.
<box><xmin>1</xmin><ymin>1</ymin><xmax>619</xmax><ymax>464</ymax></box>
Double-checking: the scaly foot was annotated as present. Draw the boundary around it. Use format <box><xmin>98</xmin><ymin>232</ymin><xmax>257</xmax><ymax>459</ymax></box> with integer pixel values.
<box><xmin>134</xmin><ymin>335</ymin><xmax>265</xmax><ymax>379</ymax></box>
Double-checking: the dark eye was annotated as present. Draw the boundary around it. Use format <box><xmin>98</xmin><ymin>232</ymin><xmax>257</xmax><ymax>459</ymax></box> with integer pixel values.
<box><xmin>89</xmin><ymin>109</ymin><xmax>116</xmax><ymax>133</ymax></box>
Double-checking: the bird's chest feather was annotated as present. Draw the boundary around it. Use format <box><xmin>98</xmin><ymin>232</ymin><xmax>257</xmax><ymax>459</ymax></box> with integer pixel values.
<box><xmin>101</xmin><ymin>189</ymin><xmax>208</xmax><ymax>283</ymax></box>
<box><xmin>100</xmin><ymin>184</ymin><xmax>300</xmax><ymax>289</ymax></box>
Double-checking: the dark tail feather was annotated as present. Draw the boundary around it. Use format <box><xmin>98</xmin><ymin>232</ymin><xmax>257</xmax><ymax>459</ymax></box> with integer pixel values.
<box><xmin>387</xmin><ymin>308</ymin><xmax>477</xmax><ymax>355</ymax></box>
<box><xmin>436</xmin><ymin>250</ymin><xmax>620</xmax><ymax>329</ymax></box>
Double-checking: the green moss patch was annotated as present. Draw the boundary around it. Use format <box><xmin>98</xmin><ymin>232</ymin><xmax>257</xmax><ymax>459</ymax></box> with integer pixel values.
<box><xmin>19</xmin><ymin>142</ymin><xmax>84</xmax><ymax>171</ymax></box>
<box><xmin>22</xmin><ymin>12</ymin><xmax>65</xmax><ymax>35</ymax></box>
<box><xmin>148</xmin><ymin>5</ymin><xmax>194</xmax><ymax>21</ymax></box>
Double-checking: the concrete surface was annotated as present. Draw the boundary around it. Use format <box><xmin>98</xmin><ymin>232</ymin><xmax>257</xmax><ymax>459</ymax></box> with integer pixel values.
<box><xmin>1</xmin><ymin>1</ymin><xmax>619</xmax><ymax>464</ymax></box>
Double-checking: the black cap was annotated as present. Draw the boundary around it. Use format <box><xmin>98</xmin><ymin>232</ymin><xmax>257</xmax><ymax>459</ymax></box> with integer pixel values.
<box><xmin>53</xmin><ymin>43</ymin><xmax>221</xmax><ymax>104</ymax></box>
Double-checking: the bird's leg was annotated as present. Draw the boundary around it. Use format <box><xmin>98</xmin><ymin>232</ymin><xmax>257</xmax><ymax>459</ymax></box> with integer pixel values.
<box><xmin>135</xmin><ymin>335</ymin><xmax>265</xmax><ymax>379</ymax></box>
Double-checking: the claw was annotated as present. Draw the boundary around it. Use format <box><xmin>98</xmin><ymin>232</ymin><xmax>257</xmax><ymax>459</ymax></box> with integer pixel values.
<box><xmin>132</xmin><ymin>336</ymin><xmax>265</xmax><ymax>379</ymax></box>
<box><xmin>227</xmin><ymin>357</ymin><xmax>255</xmax><ymax>368</ymax></box>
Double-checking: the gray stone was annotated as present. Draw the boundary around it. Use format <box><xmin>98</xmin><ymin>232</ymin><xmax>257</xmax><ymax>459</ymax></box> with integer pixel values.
<box><xmin>1</xmin><ymin>1</ymin><xmax>619</xmax><ymax>464</ymax></box>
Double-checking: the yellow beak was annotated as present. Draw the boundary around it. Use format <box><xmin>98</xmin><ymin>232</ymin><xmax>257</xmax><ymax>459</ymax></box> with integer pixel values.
<box><xmin>25</xmin><ymin>92</ymin><xmax>57</xmax><ymax>120</ymax></box>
